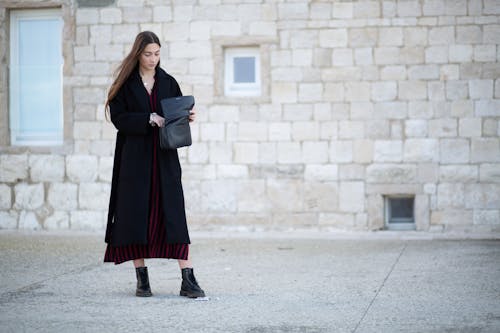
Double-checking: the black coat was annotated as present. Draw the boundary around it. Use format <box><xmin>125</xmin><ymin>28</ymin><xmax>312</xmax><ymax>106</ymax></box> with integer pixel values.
<box><xmin>105</xmin><ymin>67</ymin><xmax>191</xmax><ymax>246</ymax></box>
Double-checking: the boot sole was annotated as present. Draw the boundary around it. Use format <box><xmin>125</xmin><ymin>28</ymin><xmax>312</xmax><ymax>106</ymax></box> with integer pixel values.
<box><xmin>136</xmin><ymin>291</ymin><xmax>153</xmax><ymax>297</ymax></box>
<box><xmin>180</xmin><ymin>290</ymin><xmax>205</xmax><ymax>298</ymax></box>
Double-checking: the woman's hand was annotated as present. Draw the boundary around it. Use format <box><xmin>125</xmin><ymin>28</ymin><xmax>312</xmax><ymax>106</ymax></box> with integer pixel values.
<box><xmin>151</xmin><ymin>113</ymin><xmax>165</xmax><ymax>127</ymax></box>
<box><xmin>189</xmin><ymin>108</ymin><xmax>196</xmax><ymax>122</ymax></box>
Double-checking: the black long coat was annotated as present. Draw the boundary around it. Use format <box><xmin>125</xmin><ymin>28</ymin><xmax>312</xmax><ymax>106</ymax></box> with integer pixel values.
<box><xmin>105</xmin><ymin>67</ymin><xmax>191</xmax><ymax>246</ymax></box>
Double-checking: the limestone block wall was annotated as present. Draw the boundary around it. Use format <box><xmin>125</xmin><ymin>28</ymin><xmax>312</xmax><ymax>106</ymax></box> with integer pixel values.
<box><xmin>0</xmin><ymin>0</ymin><xmax>499</xmax><ymax>233</ymax></box>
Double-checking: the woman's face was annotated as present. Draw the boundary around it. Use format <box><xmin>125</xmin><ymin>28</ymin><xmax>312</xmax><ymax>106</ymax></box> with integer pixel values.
<box><xmin>139</xmin><ymin>43</ymin><xmax>160</xmax><ymax>71</ymax></box>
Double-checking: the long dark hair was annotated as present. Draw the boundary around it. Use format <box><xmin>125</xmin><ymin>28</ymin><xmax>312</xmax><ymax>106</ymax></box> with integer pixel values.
<box><xmin>105</xmin><ymin>31</ymin><xmax>161</xmax><ymax>115</ymax></box>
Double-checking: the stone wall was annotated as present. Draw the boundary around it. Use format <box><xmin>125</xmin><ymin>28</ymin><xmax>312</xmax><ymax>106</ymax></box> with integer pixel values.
<box><xmin>0</xmin><ymin>0</ymin><xmax>499</xmax><ymax>233</ymax></box>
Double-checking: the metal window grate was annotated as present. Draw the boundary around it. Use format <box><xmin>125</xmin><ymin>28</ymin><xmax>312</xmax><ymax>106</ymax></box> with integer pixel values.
<box><xmin>385</xmin><ymin>196</ymin><xmax>415</xmax><ymax>230</ymax></box>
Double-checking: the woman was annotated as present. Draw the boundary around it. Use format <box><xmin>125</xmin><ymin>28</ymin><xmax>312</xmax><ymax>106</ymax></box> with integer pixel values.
<box><xmin>103</xmin><ymin>31</ymin><xmax>205</xmax><ymax>298</ymax></box>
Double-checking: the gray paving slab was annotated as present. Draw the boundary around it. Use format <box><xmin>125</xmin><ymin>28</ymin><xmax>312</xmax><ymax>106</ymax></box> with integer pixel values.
<box><xmin>0</xmin><ymin>231</ymin><xmax>499</xmax><ymax>333</ymax></box>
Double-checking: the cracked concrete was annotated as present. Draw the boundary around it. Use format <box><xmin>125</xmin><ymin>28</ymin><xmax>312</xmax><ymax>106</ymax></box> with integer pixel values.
<box><xmin>0</xmin><ymin>230</ymin><xmax>499</xmax><ymax>332</ymax></box>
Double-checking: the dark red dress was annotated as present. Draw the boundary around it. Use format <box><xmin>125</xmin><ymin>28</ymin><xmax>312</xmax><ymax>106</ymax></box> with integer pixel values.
<box><xmin>104</xmin><ymin>82</ymin><xmax>189</xmax><ymax>265</ymax></box>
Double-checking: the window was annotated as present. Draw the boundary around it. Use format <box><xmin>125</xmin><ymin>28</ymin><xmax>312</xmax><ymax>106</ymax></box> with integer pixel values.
<box><xmin>224</xmin><ymin>47</ymin><xmax>260</xmax><ymax>97</ymax></box>
<box><xmin>9</xmin><ymin>9</ymin><xmax>63</xmax><ymax>145</ymax></box>
<box><xmin>385</xmin><ymin>196</ymin><xmax>415</xmax><ymax>230</ymax></box>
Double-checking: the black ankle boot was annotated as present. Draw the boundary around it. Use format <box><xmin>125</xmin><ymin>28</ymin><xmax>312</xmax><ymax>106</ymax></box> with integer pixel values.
<box><xmin>135</xmin><ymin>266</ymin><xmax>152</xmax><ymax>297</ymax></box>
<box><xmin>180</xmin><ymin>268</ymin><xmax>205</xmax><ymax>298</ymax></box>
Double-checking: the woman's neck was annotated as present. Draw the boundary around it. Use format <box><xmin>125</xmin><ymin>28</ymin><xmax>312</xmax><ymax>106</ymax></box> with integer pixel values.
<box><xmin>139</xmin><ymin>67</ymin><xmax>155</xmax><ymax>78</ymax></box>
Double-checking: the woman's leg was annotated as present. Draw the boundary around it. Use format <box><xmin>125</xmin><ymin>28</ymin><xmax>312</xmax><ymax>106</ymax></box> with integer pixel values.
<box><xmin>134</xmin><ymin>258</ymin><xmax>145</xmax><ymax>268</ymax></box>
<box><xmin>177</xmin><ymin>254</ymin><xmax>192</xmax><ymax>269</ymax></box>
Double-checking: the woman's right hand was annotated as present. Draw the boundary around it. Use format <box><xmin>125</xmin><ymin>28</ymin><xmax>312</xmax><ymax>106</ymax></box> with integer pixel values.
<box><xmin>150</xmin><ymin>113</ymin><xmax>165</xmax><ymax>127</ymax></box>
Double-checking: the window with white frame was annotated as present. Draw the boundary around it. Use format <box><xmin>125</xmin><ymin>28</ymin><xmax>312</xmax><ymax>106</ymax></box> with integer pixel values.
<box><xmin>224</xmin><ymin>47</ymin><xmax>261</xmax><ymax>97</ymax></box>
<box><xmin>9</xmin><ymin>9</ymin><xmax>63</xmax><ymax>146</ymax></box>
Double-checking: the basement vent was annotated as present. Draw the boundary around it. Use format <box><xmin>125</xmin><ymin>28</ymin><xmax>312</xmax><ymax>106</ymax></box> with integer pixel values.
<box><xmin>77</xmin><ymin>0</ymin><xmax>115</xmax><ymax>7</ymax></box>
<box><xmin>385</xmin><ymin>196</ymin><xmax>415</xmax><ymax>230</ymax></box>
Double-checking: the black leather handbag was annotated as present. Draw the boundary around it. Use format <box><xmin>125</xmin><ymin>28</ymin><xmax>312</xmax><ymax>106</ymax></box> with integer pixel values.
<box><xmin>159</xmin><ymin>95</ymin><xmax>194</xmax><ymax>150</ymax></box>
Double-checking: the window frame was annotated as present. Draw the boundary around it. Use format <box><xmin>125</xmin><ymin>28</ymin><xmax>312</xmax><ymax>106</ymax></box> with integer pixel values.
<box><xmin>9</xmin><ymin>8</ymin><xmax>64</xmax><ymax>146</ymax></box>
<box><xmin>224</xmin><ymin>47</ymin><xmax>261</xmax><ymax>97</ymax></box>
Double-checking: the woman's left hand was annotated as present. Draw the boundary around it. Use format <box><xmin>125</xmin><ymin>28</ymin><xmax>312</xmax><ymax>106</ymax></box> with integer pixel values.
<box><xmin>189</xmin><ymin>108</ymin><xmax>196</xmax><ymax>122</ymax></box>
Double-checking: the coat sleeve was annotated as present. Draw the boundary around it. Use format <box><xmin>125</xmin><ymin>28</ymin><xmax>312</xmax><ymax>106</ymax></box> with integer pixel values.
<box><xmin>109</xmin><ymin>88</ymin><xmax>150</xmax><ymax>135</ymax></box>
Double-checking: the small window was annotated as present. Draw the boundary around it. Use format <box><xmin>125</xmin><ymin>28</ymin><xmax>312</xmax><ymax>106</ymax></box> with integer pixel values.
<box><xmin>9</xmin><ymin>9</ymin><xmax>64</xmax><ymax>145</ymax></box>
<box><xmin>224</xmin><ymin>47</ymin><xmax>260</xmax><ymax>97</ymax></box>
<box><xmin>385</xmin><ymin>196</ymin><xmax>415</xmax><ymax>230</ymax></box>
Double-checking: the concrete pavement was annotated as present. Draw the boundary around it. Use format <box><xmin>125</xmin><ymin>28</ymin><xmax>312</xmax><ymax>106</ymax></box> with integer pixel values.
<box><xmin>0</xmin><ymin>230</ymin><xmax>499</xmax><ymax>332</ymax></box>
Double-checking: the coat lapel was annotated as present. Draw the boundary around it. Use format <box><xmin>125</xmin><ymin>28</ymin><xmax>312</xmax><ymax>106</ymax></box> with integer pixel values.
<box><xmin>128</xmin><ymin>67</ymin><xmax>174</xmax><ymax>115</ymax></box>
<box><xmin>155</xmin><ymin>69</ymin><xmax>168</xmax><ymax>116</ymax></box>
<box><xmin>129</xmin><ymin>69</ymin><xmax>151</xmax><ymax>114</ymax></box>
